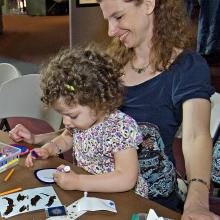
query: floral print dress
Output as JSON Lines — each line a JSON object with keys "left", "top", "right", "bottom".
{"left": 71, "top": 110, "right": 176, "bottom": 199}
{"left": 72, "top": 110, "right": 142, "bottom": 173}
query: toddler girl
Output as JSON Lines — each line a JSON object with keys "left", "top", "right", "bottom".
{"left": 25, "top": 46, "right": 144, "bottom": 193}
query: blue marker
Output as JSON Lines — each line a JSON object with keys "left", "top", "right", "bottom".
{"left": 31, "top": 150, "right": 39, "bottom": 158}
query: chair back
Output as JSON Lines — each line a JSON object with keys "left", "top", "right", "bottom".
{"left": 0, "top": 74, "right": 62, "bottom": 131}
{"left": 0, "top": 63, "right": 21, "bottom": 85}
{"left": 210, "top": 92, "right": 220, "bottom": 145}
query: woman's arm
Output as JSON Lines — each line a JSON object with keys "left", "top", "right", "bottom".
{"left": 54, "top": 148, "right": 139, "bottom": 192}
{"left": 181, "top": 98, "right": 213, "bottom": 216}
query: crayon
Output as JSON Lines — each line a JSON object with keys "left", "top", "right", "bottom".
{"left": 0, "top": 187, "right": 22, "bottom": 196}
{"left": 4, "top": 168, "right": 15, "bottom": 182}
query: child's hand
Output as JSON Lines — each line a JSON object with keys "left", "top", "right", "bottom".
{"left": 25, "top": 148, "right": 50, "bottom": 167}
{"left": 53, "top": 165, "right": 78, "bottom": 190}
{"left": 9, "top": 124, "right": 35, "bottom": 144}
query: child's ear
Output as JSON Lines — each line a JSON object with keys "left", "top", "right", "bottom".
{"left": 143, "top": 0, "right": 155, "bottom": 15}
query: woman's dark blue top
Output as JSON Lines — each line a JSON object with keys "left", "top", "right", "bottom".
{"left": 120, "top": 50, "right": 215, "bottom": 163}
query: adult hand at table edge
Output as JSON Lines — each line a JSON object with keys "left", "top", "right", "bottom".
{"left": 181, "top": 207, "right": 220, "bottom": 220}
{"left": 182, "top": 193, "right": 220, "bottom": 220}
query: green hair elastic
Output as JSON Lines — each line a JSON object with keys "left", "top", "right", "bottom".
{"left": 64, "top": 84, "right": 75, "bottom": 92}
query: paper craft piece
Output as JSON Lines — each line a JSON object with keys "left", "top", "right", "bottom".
{"left": 34, "top": 168, "right": 57, "bottom": 184}
{"left": 147, "top": 209, "right": 160, "bottom": 220}
{"left": 46, "top": 205, "right": 67, "bottom": 217}
{"left": 77, "top": 197, "right": 117, "bottom": 213}
{"left": 46, "top": 197, "right": 87, "bottom": 220}
{"left": 46, "top": 194, "right": 116, "bottom": 220}
{"left": 0, "top": 186, "right": 62, "bottom": 218}
{"left": 146, "top": 209, "right": 173, "bottom": 220}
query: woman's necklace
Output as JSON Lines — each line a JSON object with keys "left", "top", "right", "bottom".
{"left": 130, "top": 60, "right": 149, "bottom": 74}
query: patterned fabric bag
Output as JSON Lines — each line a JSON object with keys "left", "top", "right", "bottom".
{"left": 135, "top": 122, "right": 176, "bottom": 198}
{"left": 212, "top": 139, "right": 220, "bottom": 184}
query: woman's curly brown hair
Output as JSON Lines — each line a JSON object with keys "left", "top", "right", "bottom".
{"left": 40, "top": 45, "right": 124, "bottom": 114}
{"left": 97, "top": 0, "right": 191, "bottom": 72}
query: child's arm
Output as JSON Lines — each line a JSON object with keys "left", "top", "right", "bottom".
{"left": 53, "top": 148, "right": 139, "bottom": 192}
{"left": 33, "top": 129, "right": 65, "bottom": 145}
{"left": 9, "top": 124, "right": 65, "bottom": 145}
{"left": 41, "top": 129, "right": 73, "bottom": 156}
{"left": 25, "top": 129, "right": 73, "bottom": 167}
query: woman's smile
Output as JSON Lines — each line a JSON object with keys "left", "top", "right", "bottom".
{"left": 119, "top": 31, "right": 129, "bottom": 44}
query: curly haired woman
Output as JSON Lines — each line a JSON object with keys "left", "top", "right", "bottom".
{"left": 97, "top": 0, "right": 218, "bottom": 219}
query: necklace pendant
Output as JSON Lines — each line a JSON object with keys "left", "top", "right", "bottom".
{"left": 130, "top": 60, "right": 149, "bottom": 74}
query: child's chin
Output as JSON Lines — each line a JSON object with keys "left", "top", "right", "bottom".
{"left": 77, "top": 126, "right": 87, "bottom": 130}
{"left": 67, "top": 127, "right": 87, "bottom": 132}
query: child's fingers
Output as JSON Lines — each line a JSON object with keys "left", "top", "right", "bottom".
{"left": 40, "top": 148, "right": 50, "bottom": 156}
{"left": 31, "top": 148, "right": 46, "bottom": 159}
{"left": 25, "top": 160, "right": 33, "bottom": 167}
{"left": 25, "top": 154, "right": 34, "bottom": 167}
{"left": 56, "top": 164, "right": 65, "bottom": 171}
{"left": 9, "top": 132, "right": 22, "bottom": 142}
{"left": 53, "top": 171, "right": 62, "bottom": 183}
{"left": 57, "top": 164, "right": 65, "bottom": 168}
{"left": 25, "top": 151, "right": 39, "bottom": 167}
{"left": 53, "top": 172, "right": 59, "bottom": 178}
{"left": 18, "top": 130, "right": 29, "bottom": 139}
{"left": 13, "top": 137, "right": 23, "bottom": 142}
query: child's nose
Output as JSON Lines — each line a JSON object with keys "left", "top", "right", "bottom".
{"left": 63, "top": 115, "right": 73, "bottom": 127}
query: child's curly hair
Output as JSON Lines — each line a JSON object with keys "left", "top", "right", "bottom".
{"left": 40, "top": 45, "right": 124, "bottom": 114}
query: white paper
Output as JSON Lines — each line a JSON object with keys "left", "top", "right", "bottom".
{"left": 147, "top": 209, "right": 160, "bottom": 220}
{"left": 146, "top": 209, "right": 174, "bottom": 220}
{"left": 0, "top": 186, "right": 62, "bottom": 218}
{"left": 46, "top": 194, "right": 117, "bottom": 220}
{"left": 77, "top": 197, "right": 117, "bottom": 213}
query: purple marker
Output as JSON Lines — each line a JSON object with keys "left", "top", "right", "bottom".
{"left": 31, "top": 150, "right": 39, "bottom": 158}
{"left": 57, "top": 165, "right": 70, "bottom": 173}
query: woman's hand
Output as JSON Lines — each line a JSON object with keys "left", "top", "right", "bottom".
{"left": 182, "top": 185, "right": 220, "bottom": 220}
{"left": 53, "top": 164, "right": 79, "bottom": 190}
{"left": 182, "top": 205, "right": 220, "bottom": 220}
{"left": 9, "top": 124, "right": 35, "bottom": 144}
{"left": 25, "top": 148, "right": 50, "bottom": 167}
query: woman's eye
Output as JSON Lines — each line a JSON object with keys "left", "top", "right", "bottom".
{"left": 70, "top": 115, "right": 78, "bottom": 119}
{"left": 116, "top": 15, "right": 123, "bottom": 20}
